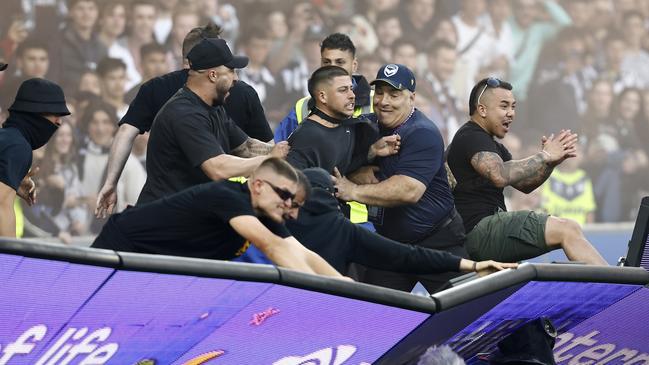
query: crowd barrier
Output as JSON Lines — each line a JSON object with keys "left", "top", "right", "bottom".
{"left": 1, "top": 238, "right": 648, "bottom": 364}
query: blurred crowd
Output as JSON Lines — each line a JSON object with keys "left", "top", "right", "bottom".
{"left": 0, "top": 0, "right": 648, "bottom": 242}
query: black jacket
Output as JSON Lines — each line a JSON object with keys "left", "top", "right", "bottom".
{"left": 286, "top": 188, "right": 462, "bottom": 274}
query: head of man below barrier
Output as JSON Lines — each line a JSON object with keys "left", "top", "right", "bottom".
{"left": 480, "top": 317, "right": 558, "bottom": 365}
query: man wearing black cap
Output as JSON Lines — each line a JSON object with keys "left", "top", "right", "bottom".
{"left": 135, "top": 38, "right": 289, "bottom": 205}
{"left": 0, "top": 78, "right": 70, "bottom": 237}
{"left": 95, "top": 24, "right": 274, "bottom": 217}
{"left": 333, "top": 64, "right": 469, "bottom": 293}
{"left": 285, "top": 168, "right": 516, "bottom": 281}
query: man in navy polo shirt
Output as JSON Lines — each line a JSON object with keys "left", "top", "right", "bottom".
{"left": 333, "top": 64, "right": 468, "bottom": 293}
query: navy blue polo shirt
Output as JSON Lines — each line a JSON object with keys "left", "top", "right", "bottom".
{"left": 371, "top": 109, "right": 454, "bottom": 243}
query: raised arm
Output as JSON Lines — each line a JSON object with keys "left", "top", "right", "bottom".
{"left": 470, "top": 130, "right": 577, "bottom": 193}
{"left": 229, "top": 215, "right": 345, "bottom": 278}
{"left": 95, "top": 123, "right": 140, "bottom": 218}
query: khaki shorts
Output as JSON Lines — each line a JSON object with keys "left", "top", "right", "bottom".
{"left": 466, "top": 210, "right": 550, "bottom": 262}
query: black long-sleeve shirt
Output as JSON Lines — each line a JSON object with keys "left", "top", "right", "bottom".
{"left": 285, "top": 189, "right": 462, "bottom": 274}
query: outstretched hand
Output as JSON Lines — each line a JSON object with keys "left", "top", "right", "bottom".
{"left": 370, "top": 134, "right": 401, "bottom": 160}
{"left": 541, "top": 129, "right": 578, "bottom": 166}
{"left": 270, "top": 141, "right": 290, "bottom": 159}
{"left": 474, "top": 260, "right": 518, "bottom": 277}
{"left": 17, "top": 167, "right": 39, "bottom": 206}
{"left": 95, "top": 184, "right": 117, "bottom": 219}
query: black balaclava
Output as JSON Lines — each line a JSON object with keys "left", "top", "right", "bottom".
{"left": 3, "top": 111, "right": 58, "bottom": 150}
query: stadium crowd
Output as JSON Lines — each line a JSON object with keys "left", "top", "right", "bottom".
{"left": 0, "top": 0, "right": 647, "bottom": 247}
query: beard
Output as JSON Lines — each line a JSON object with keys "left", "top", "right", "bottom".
{"left": 212, "top": 80, "right": 234, "bottom": 105}
{"left": 212, "top": 93, "right": 227, "bottom": 106}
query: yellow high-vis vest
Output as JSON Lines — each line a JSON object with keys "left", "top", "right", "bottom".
{"left": 14, "top": 199, "right": 23, "bottom": 237}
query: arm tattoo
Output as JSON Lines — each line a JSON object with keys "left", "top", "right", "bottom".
{"left": 514, "top": 156, "right": 553, "bottom": 192}
{"left": 231, "top": 138, "right": 273, "bottom": 158}
{"left": 471, "top": 151, "right": 553, "bottom": 192}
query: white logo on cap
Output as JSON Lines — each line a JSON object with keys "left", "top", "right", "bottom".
{"left": 384, "top": 64, "right": 399, "bottom": 77}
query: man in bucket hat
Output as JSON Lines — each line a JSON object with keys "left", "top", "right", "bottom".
{"left": 0, "top": 78, "right": 70, "bottom": 237}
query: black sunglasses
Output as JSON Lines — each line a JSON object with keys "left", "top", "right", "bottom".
{"left": 261, "top": 180, "right": 296, "bottom": 202}
{"left": 477, "top": 77, "right": 502, "bottom": 105}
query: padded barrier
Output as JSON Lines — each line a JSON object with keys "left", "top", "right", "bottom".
{"left": 0, "top": 238, "right": 437, "bottom": 313}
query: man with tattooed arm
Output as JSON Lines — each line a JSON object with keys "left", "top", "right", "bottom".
{"left": 446, "top": 77, "right": 607, "bottom": 265}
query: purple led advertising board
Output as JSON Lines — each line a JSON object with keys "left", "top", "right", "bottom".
{"left": 0, "top": 253, "right": 430, "bottom": 364}
{"left": 444, "top": 281, "right": 649, "bottom": 363}
{"left": 552, "top": 288, "right": 649, "bottom": 364}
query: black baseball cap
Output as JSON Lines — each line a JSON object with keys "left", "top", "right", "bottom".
{"left": 370, "top": 63, "right": 416, "bottom": 92}
{"left": 187, "top": 38, "right": 248, "bottom": 71}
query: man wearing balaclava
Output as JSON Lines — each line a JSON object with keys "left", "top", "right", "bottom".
{"left": 0, "top": 78, "right": 70, "bottom": 237}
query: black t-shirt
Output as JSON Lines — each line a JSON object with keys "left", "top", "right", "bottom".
{"left": 94, "top": 181, "right": 290, "bottom": 259}
{"left": 228, "top": 77, "right": 276, "bottom": 141}
{"left": 137, "top": 87, "right": 248, "bottom": 204}
{"left": 286, "top": 118, "right": 377, "bottom": 175}
{"left": 286, "top": 119, "right": 355, "bottom": 173}
{"left": 0, "top": 128, "right": 32, "bottom": 191}
{"left": 447, "top": 121, "right": 512, "bottom": 232}
{"left": 119, "top": 69, "right": 273, "bottom": 141}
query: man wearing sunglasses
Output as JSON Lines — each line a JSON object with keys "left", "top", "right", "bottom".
{"left": 91, "top": 158, "right": 345, "bottom": 278}
{"left": 446, "top": 77, "right": 607, "bottom": 265}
